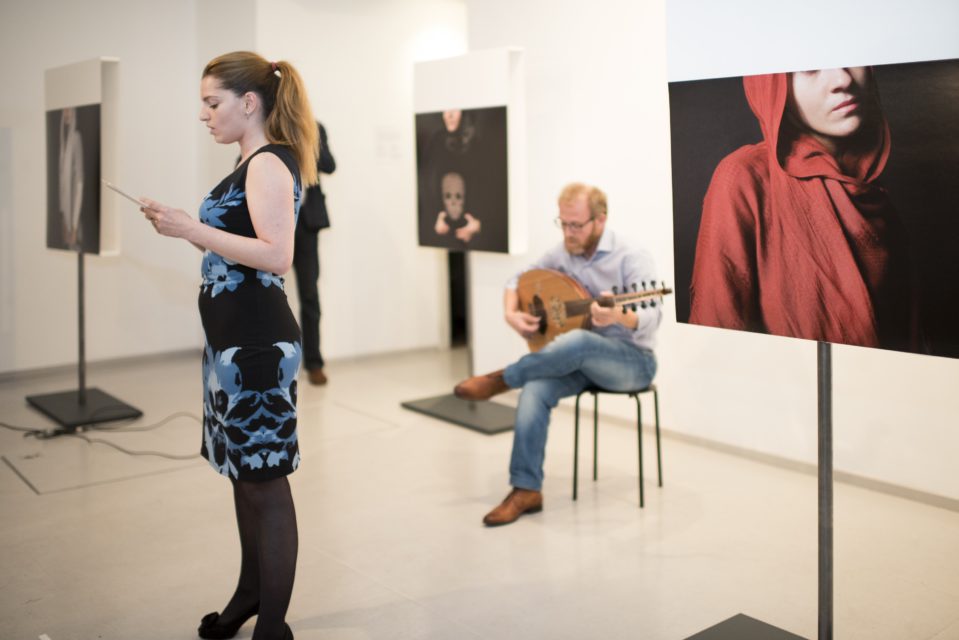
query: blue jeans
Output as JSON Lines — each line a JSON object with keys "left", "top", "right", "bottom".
{"left": 502, "top": 329, "right": 657, "bottom": 491}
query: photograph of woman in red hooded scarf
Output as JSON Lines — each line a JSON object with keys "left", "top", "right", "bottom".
{"left": 670, "top": 60, "right": 959, "bottom": 358}
{"left": 689, "top": 67, "right": 921, "bottom": 350}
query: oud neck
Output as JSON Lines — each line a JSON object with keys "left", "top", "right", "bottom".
{"left": 565, "top": 287, "right": 672, "bottom": 316}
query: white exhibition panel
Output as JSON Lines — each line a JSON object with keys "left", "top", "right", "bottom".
{"left": 0, "top": 128, "right": 12, "bottom": 341}
{"left": 664, "top": 0, "right": 959, "bottom": 501}
{"left": 44, "top": 59, "right": 103, "bottom": 111}
{"left": 414, "top": 47, "right": 527, "bottom": 255}
{"left": 44, "top": 57, "right": 121, "bottom": 256}
{"left": 416, "top": 49, "right": 510, "bottom": 111}
{"left": 100, "top": 59, "right": 120, "bottom": 255}
{"left": 666, "top": 0, "right": 959, "bottom": 81}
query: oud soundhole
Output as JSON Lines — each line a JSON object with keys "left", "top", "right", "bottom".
{"left": 530, "top": 295, "right": 547, "bottom": 335}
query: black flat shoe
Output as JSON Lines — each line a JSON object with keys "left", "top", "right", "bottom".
{"left": 197, "top": 603, "right": 259, "bottom": 639}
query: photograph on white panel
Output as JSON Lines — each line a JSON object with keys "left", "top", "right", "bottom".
{"left": 669, "top": 58, "right": 959, "bottom": 359}
{"left": 415, "top": 106, "right": 509, "bottom": 253}
{"left": 45, "top": 103, "right": 101, "bottom": 253}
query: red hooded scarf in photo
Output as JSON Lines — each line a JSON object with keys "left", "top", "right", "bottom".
{"left": 689, "top": 71, "right": 919, "bottom": 350}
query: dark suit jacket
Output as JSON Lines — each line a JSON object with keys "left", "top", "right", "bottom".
{"left": 299, "top": 122, "right": 336, "bottom": 232}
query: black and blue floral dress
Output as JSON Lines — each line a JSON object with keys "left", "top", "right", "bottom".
{"left": 198, "top": 144, "right": 303, "bottom": 481}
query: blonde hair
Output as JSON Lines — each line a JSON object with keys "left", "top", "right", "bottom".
{"left": 203, "top": 51, "right": 319, "bottom": 186}
{"left": 558, "top": 182, "right": 607, "bottom": 218}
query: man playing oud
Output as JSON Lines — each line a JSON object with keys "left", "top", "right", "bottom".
{"left": 454, "top": 182, "right": 662, "bottom": 526}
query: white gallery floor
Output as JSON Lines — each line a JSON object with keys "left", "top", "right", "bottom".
{"left": 2, "top": 348, "right": 958, "bottom": 640}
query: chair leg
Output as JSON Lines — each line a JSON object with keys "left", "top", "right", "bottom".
{"left": 573, "top": 392, "right": 582, "bottom": 501}
{"left": 592, "top": 392, "right": 599, "bottom": 482}
{"left": 654, "top": 388, "right": 663, "bottom": 488}
{"left": 635, "top": 394, "right": 644, "bottom": 508}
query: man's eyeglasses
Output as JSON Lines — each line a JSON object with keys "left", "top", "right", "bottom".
{"left": 554, "top": 217, "right": 595, "bottom": 232}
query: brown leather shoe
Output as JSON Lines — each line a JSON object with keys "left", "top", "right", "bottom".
{"left": 307, "top": 368, "right": 328, "bottom": 385}
{"left": 482, "top": 488, "right": 543, "bottom": 526}
{"left": 454, "top": 369, "right": 509, "bottom": 401}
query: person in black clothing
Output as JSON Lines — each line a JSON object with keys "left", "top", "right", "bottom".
{"left": 293, "top": 122, "right": 335, "bottom": 385}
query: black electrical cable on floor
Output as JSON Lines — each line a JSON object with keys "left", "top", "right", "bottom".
{"left": 89, "top": 411, "right": 202, "bottom": 433}
{"left": 0, "top": 412, "right": 202, "bottom": 461}
{"left": 0, "top": 421, "right": 37, "bottom": 433}
{"left": 58, "top": 431, "right": 200, "bottom": 461}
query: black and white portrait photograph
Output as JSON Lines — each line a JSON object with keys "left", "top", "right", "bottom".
{"left": 46, "top": 102, "right": 101, "bottom": 253}
{"left": 415, "top": 105, "right": 508, "bottom": 253}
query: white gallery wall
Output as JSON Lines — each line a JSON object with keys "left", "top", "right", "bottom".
{"left": 254, "top": 0, "right": 467, "bottom": 360}
{"left": 1, "top": 0, "right": 956, "bottom": 503}
{"left": 466, "top": 0, "right": 959, "bottom": 502}
{"left": 0, "top": 0, "right": 463, "bottom": 376}
{"left": 0, "top": 0, "right": 206, "bottom": 374}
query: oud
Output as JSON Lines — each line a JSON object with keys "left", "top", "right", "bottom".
{"left": 517, "top": 268, "right": 672, "bottom": 352}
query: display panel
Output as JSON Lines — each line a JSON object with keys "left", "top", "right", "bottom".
{"left": 669, "top": 58, "right": 959, "bottom": 358}
{"left": 44, "top": 57, "right": 119, "bottom": 256}
{"left": 45, "top": 103, "right": 101, "bottom": 253}
{"left": 415, "top": 106, "right": 508, "bottom": 253}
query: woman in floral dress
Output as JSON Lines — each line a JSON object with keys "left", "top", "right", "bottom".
{"left": 139, "top": 51, "right": 318, "bottom": 640}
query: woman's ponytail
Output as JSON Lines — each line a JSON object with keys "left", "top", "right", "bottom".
{"left": 267, "top": 60, "right": 319, "bottom": 187}
{"left": 203, "top": 52, "right": 319, "bottom": 187}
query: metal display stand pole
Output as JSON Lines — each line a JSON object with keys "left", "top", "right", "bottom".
{"left": 401, "top": 250, "right": 514, "bottom": 435}
{"left": 817, "top": 341, "right": 833, "bottom": 640}
{"left": 78, "top": 248, "right": 86, "bottom": 401}
{"left": 685, "top": 342, "right": 834, "bottom": 640}
{"left": 26, "top": 248, "right": 142, "bottom": 432}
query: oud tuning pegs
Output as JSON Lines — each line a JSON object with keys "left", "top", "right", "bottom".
{"left": 631, "top": 303, "right": 638, "bottom": 311}
{"left": 650, "top": 280, "right": 657, "bottom": 289}
{"left": 640, "top": 301, "right": 648, "bottom": 309}
{"left": 650, "top": 300, "right": 657, "bottom": 307}
{"left": 612, "top": 285, "right": 619, "bottom": 295}
{"left": 622, "top": 305, "right": 628, "bottom": 313}
{"left": 641, "top": 281, "right": 647, "bottom": 289}
{"left": 631, "top": 283, "right": 638, "bottom": 292}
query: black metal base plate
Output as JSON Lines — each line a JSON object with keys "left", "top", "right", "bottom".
{"left": 685, "top": 614, "right": 806, "bottom": 640}
{"left": 26, "top": 387, "right": 143, "bottom": 430}
{"left": 401, "top": 393, "right": 514, "bottom": 435}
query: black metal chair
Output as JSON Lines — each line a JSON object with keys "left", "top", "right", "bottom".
{"left": 572, "top": 384, "right": 662, "bottom": 507}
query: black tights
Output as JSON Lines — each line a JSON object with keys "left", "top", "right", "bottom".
{"left": 218, "top": 476, "right": 298, "bottom": 640}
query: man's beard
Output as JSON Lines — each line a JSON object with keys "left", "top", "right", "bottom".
{"left": 565, "top": 230, "right": 600, "bottom": 256}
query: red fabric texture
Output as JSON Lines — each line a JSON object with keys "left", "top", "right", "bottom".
{"left": 689, "top": 72, "right": 917, "bottom": 349}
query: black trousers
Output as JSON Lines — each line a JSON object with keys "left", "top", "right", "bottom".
{"left": 293, "top": 224, "right": 323, "bottom": 370}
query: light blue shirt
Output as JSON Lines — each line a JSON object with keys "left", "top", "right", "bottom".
{"left": 506, "top": 228, "right": 662, "bottom": 351}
